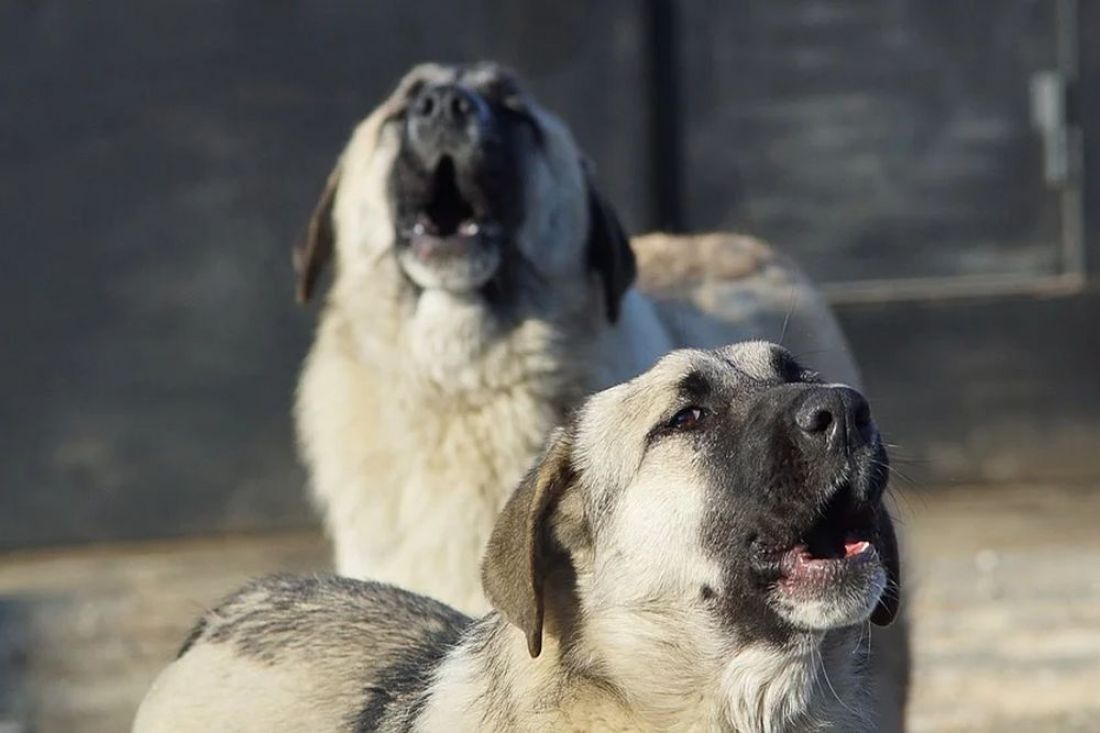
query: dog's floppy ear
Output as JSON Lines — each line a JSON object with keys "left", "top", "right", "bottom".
{"left": 294, "top": 164, "right": 342, "bottom": 304}
{"left": 871, "top": 509, "right": 901, "bottom": 626}
{"left": 482, "top": 428, "right": 575, "bottom": 658}
{"left": 583, "top": 163, "right": 636, "bottom": 323}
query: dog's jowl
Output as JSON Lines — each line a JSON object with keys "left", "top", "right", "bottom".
{"left": 136, "top": 343, "right": 900, "bottom": 733}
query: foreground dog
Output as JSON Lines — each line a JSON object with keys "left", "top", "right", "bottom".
{"left": 136, "top": 343, "right": 901, "bottom": 732}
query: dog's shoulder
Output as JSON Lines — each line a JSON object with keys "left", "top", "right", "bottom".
{"left": 183, "top": 574, "right": 472, "bottom": 664}
{"left": 632, "top": 231, "right": 799, "bottom": 296}
{"left": 138, "top": 576, "right": 473, "bottom": 733}
{"left": 630, "top": 232, "right": 861, "bottom": 386}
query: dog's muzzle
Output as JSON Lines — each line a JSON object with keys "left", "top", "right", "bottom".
{"left": 394, "top": 83, "right": 509, "bottom": 293}
{"left": 746, "top": 385, "right": 897, "bottom": 630}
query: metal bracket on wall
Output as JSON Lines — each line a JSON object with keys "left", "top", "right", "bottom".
{"left": 826, "top": 0, "right": 1087, "bottom": 307}
{"left": 1031, "top": 70, "right": 1076, "bottom": 188}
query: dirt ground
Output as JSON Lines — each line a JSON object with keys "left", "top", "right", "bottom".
{"left": 1, "top": 483, "right": 1098, "bottom": 732}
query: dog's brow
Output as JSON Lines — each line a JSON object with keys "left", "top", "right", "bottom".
{"left": 769, "top": 348, "right": 804, "bottom": 383}
{"left": 677, "top": 370, "right": 711, "bottom": 403}
{"left": 716, "top": 354, "right": 748, "bottom": 379}
{"left": 717, "top": 352, "right": 776, "bottom": 385}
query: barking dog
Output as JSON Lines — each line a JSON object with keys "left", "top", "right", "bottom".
{"left": 136, "top": 343, "right": 901, "bottom": 733}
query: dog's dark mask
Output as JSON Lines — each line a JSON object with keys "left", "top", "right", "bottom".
{"left": 688, "top": 352, "right": 899, "bottom": 643}
{"left": 631, "top": 347, "right": 900, "bottom": 644}
{"left": 386, "top": 68, "right": 529, "bottom": 299}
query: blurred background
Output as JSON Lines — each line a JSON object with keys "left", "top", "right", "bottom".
{"left": 1, "top": 1, "right": 1097, "bottom": 731}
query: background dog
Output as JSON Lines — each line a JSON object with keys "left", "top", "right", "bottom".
{"left": 136, "top": 343, "right": 900, "bottom": 732}
{"left": 293, "top": 62, "right": 907, "bottom": 727}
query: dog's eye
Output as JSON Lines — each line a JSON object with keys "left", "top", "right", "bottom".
{"left": 668, "top": 406, "right": 705, "bottom": 429}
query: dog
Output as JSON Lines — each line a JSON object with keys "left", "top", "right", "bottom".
{"left": 292, "top": 62, "right": 908, "bottom": 727}
{"left": 135, "top": 343, "right": 901, "bottom": 732}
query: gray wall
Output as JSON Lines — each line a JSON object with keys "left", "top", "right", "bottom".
{"left": 679, "top": 0, "right": 1065, "bottom": 283}
{"left": 2, "top": 1, "right": 1096, "bottom": 548}
{"left": 0, "top": 1, "right": 652, "bottom": 547}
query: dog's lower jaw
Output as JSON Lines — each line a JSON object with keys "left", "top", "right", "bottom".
{"left": 771, "top": 568, "right": 888, "bottom": 633}
{"left": 397, "top": 242, "right": 501, "bottom": 293}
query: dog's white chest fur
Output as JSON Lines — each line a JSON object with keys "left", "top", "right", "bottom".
{"left": 298, "top": 293, "right": 613, "bottom": 611}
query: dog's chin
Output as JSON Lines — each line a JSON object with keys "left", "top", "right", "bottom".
{"left": 756, "top": 479, "right": 890, "bottom": 632}
{"left": 768, "top": 547, "right": 887, "bottom": 631}
{"left": 397, "top": 234, "right": 501, "bottom": 293}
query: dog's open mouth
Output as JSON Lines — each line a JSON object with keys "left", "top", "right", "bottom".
{"left": 395, "top": 155, "right": 504, "bottom": 291}
{"left": 774, "top": 484, "right": 880, "bottom": 592}
{"left": 406, "top": 156, "right": 499, "bottom": 261}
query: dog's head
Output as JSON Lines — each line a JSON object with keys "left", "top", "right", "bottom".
{"left": 295, "top": 62, "right": 634, "bottom": 322}
{"left": 483, "top": 341, "right": 900, "bottom": 664}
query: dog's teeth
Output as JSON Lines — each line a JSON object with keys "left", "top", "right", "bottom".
{"left": 843, "top": 541, "right": 871, "bottom": 557}
{"left": 412, "top": 223, "right": 427, "bottom": 236}
{"left": 460, "top": 221, "right": 479, "bottom": 236}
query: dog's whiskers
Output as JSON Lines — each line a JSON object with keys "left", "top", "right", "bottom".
{"left": 778, "top": 286, "right": 798, "bottom": 348}
{"left": 811, "top": 643, "right": 863, "bottom": 723}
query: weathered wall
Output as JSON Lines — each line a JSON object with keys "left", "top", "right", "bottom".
{"left": 1, "top": 1, "right": 1094, "bottom": 547}
{"left": 0, "top": 1, "right": 650, "bottom": 547}
{"left": 678, "top": 0, "right": 1065, "bottom": 283}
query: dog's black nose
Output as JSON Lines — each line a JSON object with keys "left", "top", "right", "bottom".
{"left": 411, "top": 83, "right": 480, "bottom": 130}
{"left": 795, "top": 386, "right": 873, "bottom": 450}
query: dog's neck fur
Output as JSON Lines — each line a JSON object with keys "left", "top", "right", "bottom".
{"left": 300, "top": 261, "right": 668, "bottom": 606}
{"left": 414, "top": 614, "right": 870, "bottom": 732}
{"left": 327, "top": 257, "right": 610, "bottom": 400}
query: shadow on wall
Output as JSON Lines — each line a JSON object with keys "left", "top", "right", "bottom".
{"left": 0, "top": 601, "right": 31, "bottom": 727}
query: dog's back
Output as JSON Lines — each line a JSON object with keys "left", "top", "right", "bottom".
{"left": 133, "top": 576, "right": 471, "bottom": 733}
{"left": 633, "top": 232, "right": 863, "bottom": 388}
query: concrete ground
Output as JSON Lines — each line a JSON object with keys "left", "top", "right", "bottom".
{"left": 0, "top": 483, "right": 1098, "bottom": 732}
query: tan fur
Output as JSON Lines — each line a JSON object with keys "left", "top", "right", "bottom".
{"left": 294, "top": 64, "right": 907, "bottom": 726}
{"left": 135, "top": 644, "right": 353, "bottom": 733}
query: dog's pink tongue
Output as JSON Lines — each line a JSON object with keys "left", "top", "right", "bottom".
{"left": 844, "top": 540, "right": 870, "bottom": 558}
